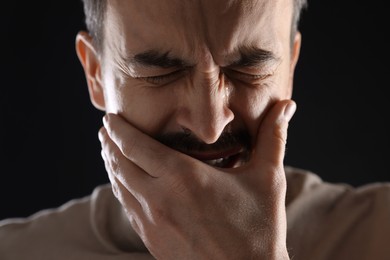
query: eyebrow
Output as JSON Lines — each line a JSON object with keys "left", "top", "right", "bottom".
{"left": 229, "top": 47, "right": 279, "bottom": 68}
{"left": 130, "top": 50, "right": 191, "bottom": 68}
{"left": 126, "top": 47, "right": 278, "bottom": 69}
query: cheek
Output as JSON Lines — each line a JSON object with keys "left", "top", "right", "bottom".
{"left": 103, "top": 77, "right": 176, "bottom": 136}
{"left": 230, "top": 80, "right": 291, "bottom": 141}
{"left": 231, "top": 86, "right": 271, "bottom": 139}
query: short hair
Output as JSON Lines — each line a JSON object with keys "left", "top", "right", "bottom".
{"left": 292, "top": 0, "right": 308, "bottom": 38}
{"left": 81, "top": 0, "right": 107, "bottom": 51}
{"left": 81, "top": 0, "right": 308, "bottom": 52}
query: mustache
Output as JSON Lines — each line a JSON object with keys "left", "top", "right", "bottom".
{"left": 155, "top": 129, "right": 251, "bottom": 154}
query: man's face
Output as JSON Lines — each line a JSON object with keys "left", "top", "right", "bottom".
{"left": 83, "top": 0, "right": 301, "bottom": 168}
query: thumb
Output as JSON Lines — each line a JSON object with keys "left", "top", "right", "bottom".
{"left": 252, "top": 99, "right": 296, "bottom": 168}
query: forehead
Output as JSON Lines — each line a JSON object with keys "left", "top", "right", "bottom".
{"left": 104, "top": 0, "right": 292, "bottom": 62}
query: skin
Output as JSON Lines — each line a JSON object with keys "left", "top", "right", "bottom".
{"left": 76, "top": 0, "right": 301, "bottom": 258}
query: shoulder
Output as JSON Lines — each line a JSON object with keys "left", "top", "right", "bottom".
{"left": 285, "top": 165, "right": 390, "bottom": 260}
{"left": 285, "top": 165, "right": 390, "bottom": 210}
{"left": 0, "top": 183, "right": 116, "bottom": 259}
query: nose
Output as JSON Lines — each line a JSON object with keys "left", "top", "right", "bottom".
{"left": 176, "top": 70, "right": 234, "bottom": 144}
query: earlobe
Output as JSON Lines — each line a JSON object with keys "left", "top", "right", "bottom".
{"left": 288, "top": 32, "right": 302, "bottom": 97}
{"left": 291, "top": 32, "right": 302, "bottom": 69}
{"left": 75, "top": 31, "right": 106, "bottom": 111}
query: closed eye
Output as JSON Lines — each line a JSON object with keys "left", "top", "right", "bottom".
{"left": 135, "top": 69, "right": 188, "bottom": 85}
{"left": 223, "top": 68, "right": 272, "bottom": 83}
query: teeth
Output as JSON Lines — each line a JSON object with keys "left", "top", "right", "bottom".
{"left": 203, "top": 157, "right": 227, "bottom": 167}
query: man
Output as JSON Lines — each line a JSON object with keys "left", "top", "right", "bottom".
{"left": 1, "top": 0, "right": 389, "bottom": 259}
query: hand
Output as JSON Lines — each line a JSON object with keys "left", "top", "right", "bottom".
{"left": 98, "top": 100, "right": 296, "bottom": 260}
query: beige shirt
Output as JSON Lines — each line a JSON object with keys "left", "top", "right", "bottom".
{"left": 1, "top": 166, "right": 389, "bottom": 260}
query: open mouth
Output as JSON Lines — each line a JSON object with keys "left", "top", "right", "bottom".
{"left": 202, "top": 153, "right": 242, "bottom": 168}
{"left": 186, "top": 147, "right": 248, "bottom": 168}
{"left": 155, "top": 129, "right": 252, "bottom": 169}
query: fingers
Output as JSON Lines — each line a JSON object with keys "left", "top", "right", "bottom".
{"left": 253, "top": 99, "right": 296, "bottom": 168}
{"left": 102, "top": 113, "right": 191, "bottom": 178}
{"left": 107, "top": 169, "right": 144, "bottom": 236}
{"left": 99, "top": 127, "right": 149, "bottom": 210}
{"left": 247, "top": 100, "right": 295, "bottom": 231}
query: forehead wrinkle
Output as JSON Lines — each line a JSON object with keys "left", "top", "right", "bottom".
{"left": 106, "top": 0, "right": 204, "bottom": 64}
{"left": 199, "top": 0, "right": 285, "bottom": 61}
{"left": 104, "top": 0, "right": 291, "bottom": 75}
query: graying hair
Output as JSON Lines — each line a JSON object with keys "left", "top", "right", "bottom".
{"left": 81, "top": 0, "right": 308, "bottom": 51}
{"left": 81, "top": 0, "right": 107, "bottom": 50}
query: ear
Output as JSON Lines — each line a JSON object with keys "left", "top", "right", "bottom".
{"left": 75, "top": 31, "right": 106, "bottom": 111}
{"left": 287, "top": 32, "right": 302, "bottom": 98}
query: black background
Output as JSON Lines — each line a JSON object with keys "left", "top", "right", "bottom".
{"left": 1, "top": 1, "right": 389, "bottom": 220}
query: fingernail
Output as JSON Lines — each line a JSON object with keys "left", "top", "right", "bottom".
{"left": 284, "top": 102, "right": 297, "bottom": 122}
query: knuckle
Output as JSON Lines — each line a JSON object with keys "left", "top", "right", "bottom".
{"left": 107, "top": 149, "right": 121, "bottom": 174}
{"left": 169, "top": 177, "right": 189, "bottom": 197}
{"left": 272, "top": 121, "right": 287, "bottom": 146}
{"left": 110, "top": 157, "right": 120, "bottom": 174}
{"left": 102, "top": 141, "right": 125, "bottom": 175}
{"left": 151, "top": 206, "right": 168, "bottom": 224}
{"left": 146, "top": 198, "right": 172, "bottom": 226}
{"left": 111, "top": 182, "right": 119, "bottom": 198}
